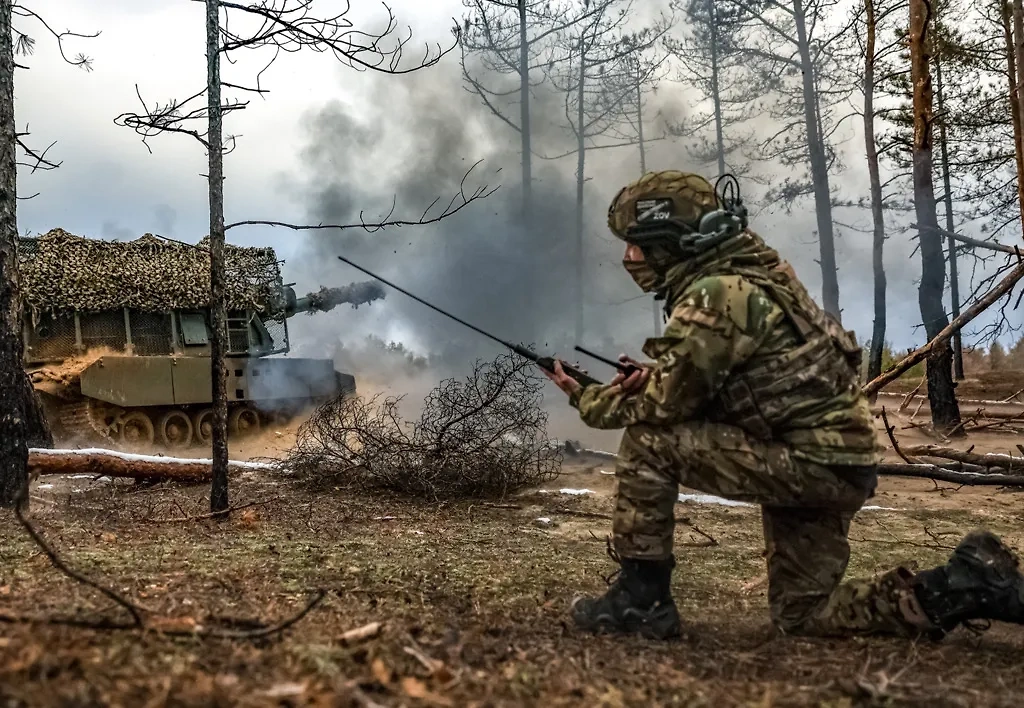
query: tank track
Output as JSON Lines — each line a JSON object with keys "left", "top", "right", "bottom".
{"left": 56, "top": 399, "right": 118, "bottom": 445}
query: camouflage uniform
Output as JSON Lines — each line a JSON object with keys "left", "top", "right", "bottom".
{"left": 568, "top": 171, "right": 935, "bottom": 637}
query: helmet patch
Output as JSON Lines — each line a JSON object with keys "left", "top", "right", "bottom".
{"left": 635, "top": 198, "right": 674, "bottom": 222}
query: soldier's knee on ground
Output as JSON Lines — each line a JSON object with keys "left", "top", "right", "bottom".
{"left": 779, "top": 567, "right": 937, "bottom": 638}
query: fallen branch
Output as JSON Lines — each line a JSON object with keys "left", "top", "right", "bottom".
{"left": 871, "top": 403, "right": 1024, "bottom": 422}
{"left": 850, "top": 519, "right": 957, "bottom": 551}
{"left": 876, "top": 464, "right": 1024, "bottom": 486}
{"left": 561, "top": 431, "right": 1024, "bottom": 488}
{"left": 1003, "top": 388, "right": 1024, "bottom": 403}
{"left": 875, "top": 391, "right": 1024, "bottom": 409}
{"left": 901, "top": 445, "right": 1024, "bottom": 471}
{"left": 340, "top": 621, "right": 383, "bottom": 645}
{"left": 898, "top": 383, "right": 923, "bottom": 412}
{"left": 864, "top": 259, "right": 1024, "bottom": 396}
{"left": 140, "top": 498, "right": 276, "bottom": 523}
{"left": 14, "top": 496, "right": 142, "bottom": 627}
{"left": 880, "top": 409, "right": 922, "bottom": 465}
{"left": 5, "top": 487, "right": 324, "bottom": 638}
{"left": 551, "top": 507, "right": 718, "bottom": 546}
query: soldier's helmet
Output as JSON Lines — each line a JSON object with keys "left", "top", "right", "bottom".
{"left": 607, "top": 170, "right": 722, "bottom": 242}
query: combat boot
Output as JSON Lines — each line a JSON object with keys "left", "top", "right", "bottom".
{"left": 912, "top": 530, "right": 1024, "bottom": 633}
{"left": 571, "top": 545, "right": 681, "bottom": 640}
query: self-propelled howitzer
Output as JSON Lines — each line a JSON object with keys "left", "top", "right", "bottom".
{"left": 20, "top": 229, "right": 384, "bottom": 449}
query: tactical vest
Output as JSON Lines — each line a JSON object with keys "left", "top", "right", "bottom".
{"left": 701, "top": 262, "right": 865, "bottom": 441}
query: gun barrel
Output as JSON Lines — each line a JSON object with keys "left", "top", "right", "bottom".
{"left": 335, "top": 255, "right": 605, "bottom": 387}
{"left": 288, "top": 281, "right": 386, "bottom": 315}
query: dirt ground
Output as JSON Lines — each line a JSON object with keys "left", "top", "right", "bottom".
{"left": 3, "top": 406, "right": 1024, "bottom": 706}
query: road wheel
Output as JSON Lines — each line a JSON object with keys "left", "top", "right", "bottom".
{"left": 229, "top": 406, "right": 261, "bottom": 438}
{"left": 157, "top": 410, "right": 194, "bottom": 450}
{"left": 191, "top": 408, "right": 214, "bottom": 446}
{"left": 119, "top": 411, "right": 155, "bottom": 446}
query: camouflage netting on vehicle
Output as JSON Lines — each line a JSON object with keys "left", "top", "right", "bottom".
{"left": 18, "top": 228, "right": 283, "bottom": 315}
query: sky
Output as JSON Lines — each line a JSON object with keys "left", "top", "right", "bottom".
{"left": 12, "top": 0, "right": 1020, "bottom": 415}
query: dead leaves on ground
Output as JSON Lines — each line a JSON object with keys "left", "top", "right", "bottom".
{"left": 331, "top": 620, "right": 459, "bottom": 706}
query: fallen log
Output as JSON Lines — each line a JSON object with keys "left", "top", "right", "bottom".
{"left": 875, "top": 391, "right": 1024, "bottom": 410}
{"left": 28, "top": 448, "right": 275, "bottom": 482}
{"left": 864, "top": 259, "right": 1024, "bottom": 396}
{"left": 563, "top": 443, "right": 1024, "bottom": 486}
{"left": 901, "top": 444, "right": 1024, "bottom": 471}
{"left": 871, "top": 403, "right": 1024, "bottom": 421}
{"left": 876, "top": 463, "right": 1024, "bottom": 486}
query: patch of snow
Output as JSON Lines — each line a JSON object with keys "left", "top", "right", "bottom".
{"left": 599, "top": 469, "right": 615, "bottom": 475}
{"left": 373, "top": 516, "right": 397, "bottom": 521}
{"left": 535, "top": 517, "right": 552, "bottom": 524}
{"left": 678, "top": 493, "right": 752, "bottom": 508}
{"left": 36, "top": 484, "right": 53, "bottom": 489}
{"left": 559, "top": 488, "right": 595, "bottom": 495}
{"left": 29, "top": 447, "right": 274, "bottom": 469}
{"left": 861, "top": 505, "right": 900, "bottom": 511}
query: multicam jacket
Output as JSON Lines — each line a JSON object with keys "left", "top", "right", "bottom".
{"left": 569, "top": 231, "right": 879, "bottom": 467}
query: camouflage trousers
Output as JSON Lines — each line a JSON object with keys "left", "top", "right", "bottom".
{"left": 613, "top": 421, "right": 936, "bottom": 637}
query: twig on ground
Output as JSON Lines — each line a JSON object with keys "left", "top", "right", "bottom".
{"left": 340, "top": 621, "right": 383, "bottom": 645}
{"left": 14, "top": 490, "right": 143, "bottom": 627}
{"left": 899, "top": 383, "right": 923, "bottom": 412}
{"left": 881, "top": 408, "right": 922, "bottom": 465}
{"left": 551, "top": 507, "right": 612, "bottom": 520}
{"left": 6, "top": 486, "right": 324, "bottom": 638}
{"left": 141, "top": 497, "right": 277, "bottom": 523}
{"left": 550, "top": 507, "right": 718, "bottom": 546}
{"left": 677, "top": 516, "right": 720, "bottom": 547}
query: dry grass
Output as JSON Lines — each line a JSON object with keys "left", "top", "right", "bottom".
{"left": 2, "top": 467, "right": 1024, "bottom": 707}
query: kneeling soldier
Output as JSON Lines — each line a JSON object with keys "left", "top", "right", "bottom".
{"left": 543, "top": 171, "right": 1024, "bottom": 641}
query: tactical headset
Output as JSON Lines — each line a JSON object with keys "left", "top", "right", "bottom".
{"left": 623, "top": 173, "right": 749, "bottom": 257}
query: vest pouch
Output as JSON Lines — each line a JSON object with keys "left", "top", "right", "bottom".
{"left": 711, "top": 377, "right": 774, "bottom": 440}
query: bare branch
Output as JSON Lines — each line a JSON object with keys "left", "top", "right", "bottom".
{"left": 865, "top": 258, "right": 1024, "bottom": 395}
{"left": 910, "top": 222, "right": 1020, "bottom": 255}
{"left": 226, "top": 160, "right": 498, "bottom": 232}
{"left": 11, "top": 5, "right": 99, "bottom": 70}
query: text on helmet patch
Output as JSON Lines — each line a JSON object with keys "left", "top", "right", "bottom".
{"left": 636, "top": 198, "right": 674, "bottom": 222}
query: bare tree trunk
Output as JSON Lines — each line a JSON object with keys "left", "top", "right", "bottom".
{"left": 0, "top": 0, "right": 28, "bottom": 507}
{"left": 792, "top": 0, "right": 840, "bottom": 319}
{"left": 518, "top": 0, "right": 532, "bottom": 217}
{"left": 934, "top": 56, "right": 963, "bottom": 380}
{"left": 207, "top": 0, "right": 229, "bottom": 516}
{"left": 636, "top": 69, "right": 647, "bottom": 175}
{"left": 634, "top": 66, "right": 662, "bottom": 336}
{"left": 1015, "top": 0, "right": 1024, "bottom": 220}
{"left": 864, "top": 0, "right": 887, "bottom": 389}
{"left": 709, "top": 0, "right": 726, "bottom": 178}
{"left": 574, "top": 35, "right": 585, "bottom": 343}
{"left": 910, "top": 0, "right": 961, "bottom": 434}
{"left": 1001, "top": 0, "right": 1024, "bottom": 226}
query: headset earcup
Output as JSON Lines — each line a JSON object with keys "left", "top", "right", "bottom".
{"left": 698, "top": 210, "right": 732, "bottom": 236}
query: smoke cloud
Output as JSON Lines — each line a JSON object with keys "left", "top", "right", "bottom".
{"left": 277, "top": 59, "right": 673, "bottom": 446}
{"left": 275, "top": 35, "right": 913, "bottom": 446}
